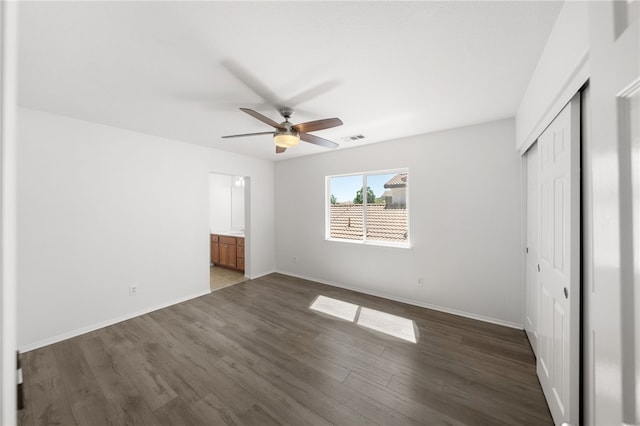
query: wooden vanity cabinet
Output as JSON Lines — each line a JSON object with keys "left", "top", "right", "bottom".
{"left": 210, "top": 234, "right": 244, "bottom": 273}
{"left": 219, "top": 236, "right": 237, "bottom": 269}
{"left": 211, "top": 234, "right": 219, "bottom": 264}
{"left": 237, "top": 238, "right": 245, "bottom": 272}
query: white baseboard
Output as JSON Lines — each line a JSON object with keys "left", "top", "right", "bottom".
{"left": 19, "top": 289, "right": 212, "bottom": 353}
{"left": 246, "top": 269, "right": 276, "bottom": 280}
{"left": 274, "top": 269, "right": 523, "bottom": 330}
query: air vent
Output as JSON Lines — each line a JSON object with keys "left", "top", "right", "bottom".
{"left": 341, "top": 134, "right": 366, "bottom": 142}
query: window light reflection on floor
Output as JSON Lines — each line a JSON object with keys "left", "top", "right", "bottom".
{"left": 309, "top": 295, "right": 418, "bottom": 343}
{"left": 356, "top": 307, "right": 417, "bottom": 343}
{"left": 310, "top": 295, "right": 359, "bottom": 322}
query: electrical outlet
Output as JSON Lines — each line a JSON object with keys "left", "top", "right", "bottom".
{"left": 417, "top": 278, "right": 424, "bottom": 286}
{"left": 293, "top": 256, "right": 298, "bottom": 263}
{"left": 129, "top": 285, "right": 138, "bottom": 296}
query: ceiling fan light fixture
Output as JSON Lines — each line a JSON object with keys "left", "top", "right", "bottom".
{"left": 274, "top": 129, "right": 300, "bottom": 148}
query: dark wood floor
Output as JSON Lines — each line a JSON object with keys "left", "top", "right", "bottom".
{"left": 18, "top": 273, "right": 552, "bottom": 425}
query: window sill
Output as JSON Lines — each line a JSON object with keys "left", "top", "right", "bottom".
{"left": 325, "top": 237, "right": 412, "bottom": 250}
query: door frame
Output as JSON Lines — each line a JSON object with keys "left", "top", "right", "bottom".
{"left": 581, "top": 83, "right": 593, "bottom": 426}
{"left": 587, "top": 1, "right": 639, "bottom": 424}
{"left": 1, "top": 1, "right": 18, "bottom": 424}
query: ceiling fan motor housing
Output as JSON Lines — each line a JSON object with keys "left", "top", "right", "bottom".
{"left": 278, "top": 106, "right": 294, "bottom": 120}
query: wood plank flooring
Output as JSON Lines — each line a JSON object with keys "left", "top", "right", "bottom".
{"left": 18, "top": 273, "right": 552, "bottom": 425}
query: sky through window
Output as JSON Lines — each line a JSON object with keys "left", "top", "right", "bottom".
{"left": 330, "top": 173, "right": 396, "bottom": 203}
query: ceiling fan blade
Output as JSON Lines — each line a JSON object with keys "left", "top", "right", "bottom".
{"left": 276, "top": 146, "right": 287, "bottom": 154}
{"left": 300, "top": 132, "right": 339, "bottom": 149}
{"left": 221, "top": 131, "right": 274, "bottom": 139}
{"left": 293, "top": 117, "right": 343, "bottom": 133}
{"left": 221, "top": 60, "right": 283, "bottom": 107}
{"left": 283, "top": 80, "right": 340, "bottom": 107}
{"left": 240, "top": 108, "right": 284, "bottom": 129}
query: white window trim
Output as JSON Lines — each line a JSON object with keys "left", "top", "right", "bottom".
{"left": 326, "top": 168, "right": 410, "bottom": 248}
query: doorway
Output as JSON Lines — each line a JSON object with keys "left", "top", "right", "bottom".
{"left": 209, "top": 173, "right": 248, "bottom": 290}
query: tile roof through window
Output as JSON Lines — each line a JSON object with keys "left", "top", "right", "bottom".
{"left": 330, "top": 204, "right": 408, "bottom": 242}
{"left": 384, "top": 173, "right": 407, "bottom": 188}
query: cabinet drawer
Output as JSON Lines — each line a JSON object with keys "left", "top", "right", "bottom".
{"left": 237, "top": 237, "right": 244, "bottom": 247}
{"left": 211, "top": 234, "right": 219, "bottom": 242}
{"left": 219, "top": 236, "right": 236, "bottom": 245}
{"left": 237, "top": 245, "right": 244, "bottom": 259}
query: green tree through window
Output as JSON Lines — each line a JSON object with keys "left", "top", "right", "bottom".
{"left": 354, "top": 187, "right": 375, "bottom": 204}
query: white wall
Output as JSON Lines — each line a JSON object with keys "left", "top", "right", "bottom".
{"left": 515, "top": 1, "right": 589, "bottom": 152}
{"left": 17, "top": 108, "right": 275, "bottom": 350}
{"left": 1, "top": 1, "right": 18, "bottom": 424}
{"left": 275, "top": 118, "right": 523, "bottom": 327}
{"left": 209, "top": 173, "right": 232, "bottom": 233}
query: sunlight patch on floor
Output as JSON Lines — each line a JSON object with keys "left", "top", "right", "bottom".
{"left": 357, "top": 307, "right": 417, "bottom": 343}
{"left": 309, "top": 295, "right": 418, "bottom": 343}
{"left": 310, "top": 295, "right": 359, "bottom": 321}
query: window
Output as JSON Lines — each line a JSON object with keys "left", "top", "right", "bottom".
{"left": 327, "top": 169, "right": 409, "bottom": 246}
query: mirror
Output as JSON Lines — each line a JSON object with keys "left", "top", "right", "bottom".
{"left": 209, "top": 173, "right": 246, "bottom": 234}
{"left": 231, "top": 176, "right": 245, "bottom": 230}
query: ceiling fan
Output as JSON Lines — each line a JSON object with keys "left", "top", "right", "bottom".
{"left": 222, "top": 107, "right": 343, "bottom": 154}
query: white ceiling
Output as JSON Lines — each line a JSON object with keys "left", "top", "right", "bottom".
{"left": 17, "top": 1, "right": 563, "bottom": 161}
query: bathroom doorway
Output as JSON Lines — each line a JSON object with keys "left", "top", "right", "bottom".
{"left": 209, "top": 173, "right": 248, "bottom": 290}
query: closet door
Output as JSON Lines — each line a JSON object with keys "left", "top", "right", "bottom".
{"left": 524, "top": 142, "right": 539, "bottom": 355}
{"left": 536, "top": 95, "right": 581, "bottom": 426}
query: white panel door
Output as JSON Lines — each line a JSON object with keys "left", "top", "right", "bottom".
{"left": 525, "top": 142, "right": 539, "bottom": 355}
{"left": 536, "top": 96, "right": 580, "bottom": 425}
{"left": 588, "top": 1, "right": 639, "bottom": 424}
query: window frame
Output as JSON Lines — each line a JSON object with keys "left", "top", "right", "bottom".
{"left": 325, "top": 168, "right": 410, "bottom": 248}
